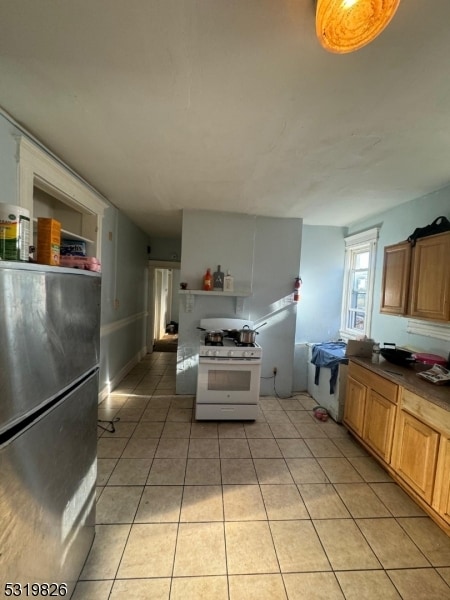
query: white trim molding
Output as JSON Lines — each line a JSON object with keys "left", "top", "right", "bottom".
{"left": 101, "top": 311, "right": 148, "bottom": 337}
{"left": 344, "top": 227, "right": 380, "bottom": 248}
{"left": 406, "top": 319, "right": 450, "bottom": 342}
{"left": 340, "top": 227, "right": 380, "bottom": 339}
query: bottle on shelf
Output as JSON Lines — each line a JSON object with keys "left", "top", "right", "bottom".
{"left": 203, "top": 268, "right": 213, "bottom": 291}
{"left": 223, "top": 270, "right": 234, "bottom": 292}
{"left": 213, "top": 265, "right": 224, "bottom": 290}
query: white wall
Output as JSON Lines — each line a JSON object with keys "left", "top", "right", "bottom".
{"left": 170, "top": 268, "right": 180, "bottom": 324}
{"left": 0, "top": 115, "right": 18, "bottom": 203}
{"left": 177, "top": 210, "right": 302, "bottom": 396}
{"left": 99, "top": 208, "right": 151, "bottom": 397}
{"left": 296, "top": 225, "right": 345, "bottom": 344}
{"left": 292, "top": 225, "right": 346, "bottom": 391}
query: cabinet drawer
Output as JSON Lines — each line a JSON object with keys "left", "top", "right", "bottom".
{"left": 349, "top": 362, "right": 398, "bottom": 403}
{"left": 402, "top": 389, "right": 450, "bottom": 435}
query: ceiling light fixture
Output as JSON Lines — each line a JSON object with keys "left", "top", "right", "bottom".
{"left": 316, "top": 0, "right": 401, "bottom": 54}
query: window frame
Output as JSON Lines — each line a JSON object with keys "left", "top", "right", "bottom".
{"left": 340, "top": 227, "right": 379, "bottom": 340}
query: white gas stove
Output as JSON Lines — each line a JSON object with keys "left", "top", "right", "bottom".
{"left": 196, "top": 318, "right": 263, "bottom": 420}
{"left": 199, "top": 336, "right": 262, "bottom": 361}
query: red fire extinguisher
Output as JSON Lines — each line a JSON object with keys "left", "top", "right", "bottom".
{"left": 293, "top": 277, "right": 302, "bottom": 302}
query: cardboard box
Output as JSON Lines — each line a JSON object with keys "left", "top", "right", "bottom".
{"left": 37, "top": 218, "right": 61, "bottom": 266}
{"left": 60, "top": 239, "right": 87, "bottom": 256}
{"left": 345, "top": 339, "right": 373, "bottom": 358}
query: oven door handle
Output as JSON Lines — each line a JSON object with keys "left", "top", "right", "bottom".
{"left": 199, "top": 358, "right": 261, "bottom": 365}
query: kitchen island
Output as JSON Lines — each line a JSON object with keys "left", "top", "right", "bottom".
{"left": 343, "top": 356, "right": 450, "bottom": 535}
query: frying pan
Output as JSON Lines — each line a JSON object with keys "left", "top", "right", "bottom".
{"left": 380, "top": 343, "right": 415, "bottom": 367}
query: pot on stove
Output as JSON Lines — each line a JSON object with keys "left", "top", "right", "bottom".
{"left": 197, "top": 327, "right": 224, "bottom": 344}
{"left": 237, "top": 322, "right": 267, "bottom": 344}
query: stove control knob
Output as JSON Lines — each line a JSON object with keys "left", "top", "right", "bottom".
{"left": 228, "top": 350, "right": 235, "bottom": 357}
{"left": 214, "top": 350, "right": 220, "bottom": 356}
{"left": 243, "top": 351, "right": 249, "bottom": 357}
{"left": 206, "top": 349, "right": 212, "bottom": 356}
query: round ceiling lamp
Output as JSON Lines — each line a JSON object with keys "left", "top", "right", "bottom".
{"left": 316, "top": 0, "right": 401, "bottom": 54}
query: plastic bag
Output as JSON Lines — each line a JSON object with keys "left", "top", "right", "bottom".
{"left": 407, "top": 216, "right": 450, "bottom": 246}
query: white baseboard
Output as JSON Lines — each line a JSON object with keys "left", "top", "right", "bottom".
{"left": 98, "top": 346, "right": 148, "bottom": 403}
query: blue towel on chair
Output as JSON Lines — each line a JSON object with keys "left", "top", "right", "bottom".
{"left": 311, "top": 342, "right": 347, "bottom": 394}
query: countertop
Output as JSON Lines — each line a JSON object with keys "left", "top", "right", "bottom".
{"left": 350, "top": 356, "right": 450, "bottom": 412}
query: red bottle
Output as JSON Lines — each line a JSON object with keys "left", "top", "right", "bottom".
{"left": 203, "top": 268, "right": 212, "bottom": 291}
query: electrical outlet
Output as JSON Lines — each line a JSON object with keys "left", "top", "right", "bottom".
{"left": 273, "top": 367, "right": 278, "bottom": 376}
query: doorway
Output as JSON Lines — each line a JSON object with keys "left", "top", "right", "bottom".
{"left": 148, "top": 261, "right": 181, "bottom": 352}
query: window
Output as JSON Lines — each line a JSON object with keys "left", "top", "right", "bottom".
{"left": 340, "top": 228, "right": 379, "bottom": 339}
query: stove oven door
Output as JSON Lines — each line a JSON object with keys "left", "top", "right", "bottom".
{"left": 196, "top": 358, "right": 261, "bottom": 419}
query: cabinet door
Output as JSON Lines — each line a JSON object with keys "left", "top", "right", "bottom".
{"left": 408, "top": 232, "right": 450, "bottom": 321}
{"left": 380, "top": 242, "right": 411, "bottom": 315}
{"left": 343, "top": 376, "right": 366, "bottom": 437}
{"left": 433, "top": 437, "right": 450, "bottom": 525}
{"left": 392, "top": 409, "right": 439, "bottom": 503}
{"left": 363, "top": 390, "right": 396, "bottom": 462}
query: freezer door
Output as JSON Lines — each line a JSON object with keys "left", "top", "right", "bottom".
{"left": 0, "top": 371, "right": 98, "bottom": 595}
{"left": 0, "top": 266, "right": 101, "bottom": 432}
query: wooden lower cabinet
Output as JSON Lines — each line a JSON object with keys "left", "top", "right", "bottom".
{"left": 433, "top": 437, "right": 450, "bottom": 524}
{"left": 391, "top": 409, "right": 440, "bottom": 504}
{"left": 344, "top": 362, "right": 450, "bottom": 535}
{"left": 343, "top": 375, "right": 366, "bottom": 436}
{"left": 363, "top": 390, "right": 397, "bottom": 462}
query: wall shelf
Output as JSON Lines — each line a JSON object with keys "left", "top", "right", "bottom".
{"left": 179, "top": 289, "right": 252, "bottom": 313}
{"left": 32, "top": 218, "right": 95, "bottom": 244}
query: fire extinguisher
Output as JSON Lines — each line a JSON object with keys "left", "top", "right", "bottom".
{"left": 293, "top": 277, "right": 302, "bottom": 302}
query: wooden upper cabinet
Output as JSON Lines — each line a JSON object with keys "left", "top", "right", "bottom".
{"left": 408, "top": 231, "right": 450, "bottom": 322}
{"left": 380, "top": 241, "right": 411, "bottom": 315}
{"left": 380, "top": 231, "right": 450, "bottom": 322}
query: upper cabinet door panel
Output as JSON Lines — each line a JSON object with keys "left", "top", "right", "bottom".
{"left": 409, "top": 232, "right": 450, "bottom": 322}
{"left": 380, "top": 241, "right": 411, "bottom": 315}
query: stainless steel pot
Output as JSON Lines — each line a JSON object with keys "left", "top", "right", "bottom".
{"left": 238, "top": 322, "right": 267, "bottom": 344}
{"left": 197, "top": 327, "right": 224, "bottom": 343}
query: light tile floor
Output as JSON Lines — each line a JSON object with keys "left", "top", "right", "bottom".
{"left": 74, "top": 352, "right": 450, "bottom": 599}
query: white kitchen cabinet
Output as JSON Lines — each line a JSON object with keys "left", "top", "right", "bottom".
{"left": 18, "top": 136, "right": 107, "bottom": 260}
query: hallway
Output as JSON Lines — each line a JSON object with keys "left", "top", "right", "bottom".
{"left": 74, "top": 352, "right": 450, "bottom": 599}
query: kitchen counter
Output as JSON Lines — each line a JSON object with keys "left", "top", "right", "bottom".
{"left": 350, "top": 356, "right": 450, "bottom": 412}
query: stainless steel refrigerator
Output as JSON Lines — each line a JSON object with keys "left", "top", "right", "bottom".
{"left": 0, "top": 262, "right": 101, "bottom": 597}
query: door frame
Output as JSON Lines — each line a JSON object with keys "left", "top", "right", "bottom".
{"left": 147, "top": 260, "right": 181, "bottom": 352}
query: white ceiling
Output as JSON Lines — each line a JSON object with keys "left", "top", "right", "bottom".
{"left": 1, "top": 0, "right": 450, "bottom": 238}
